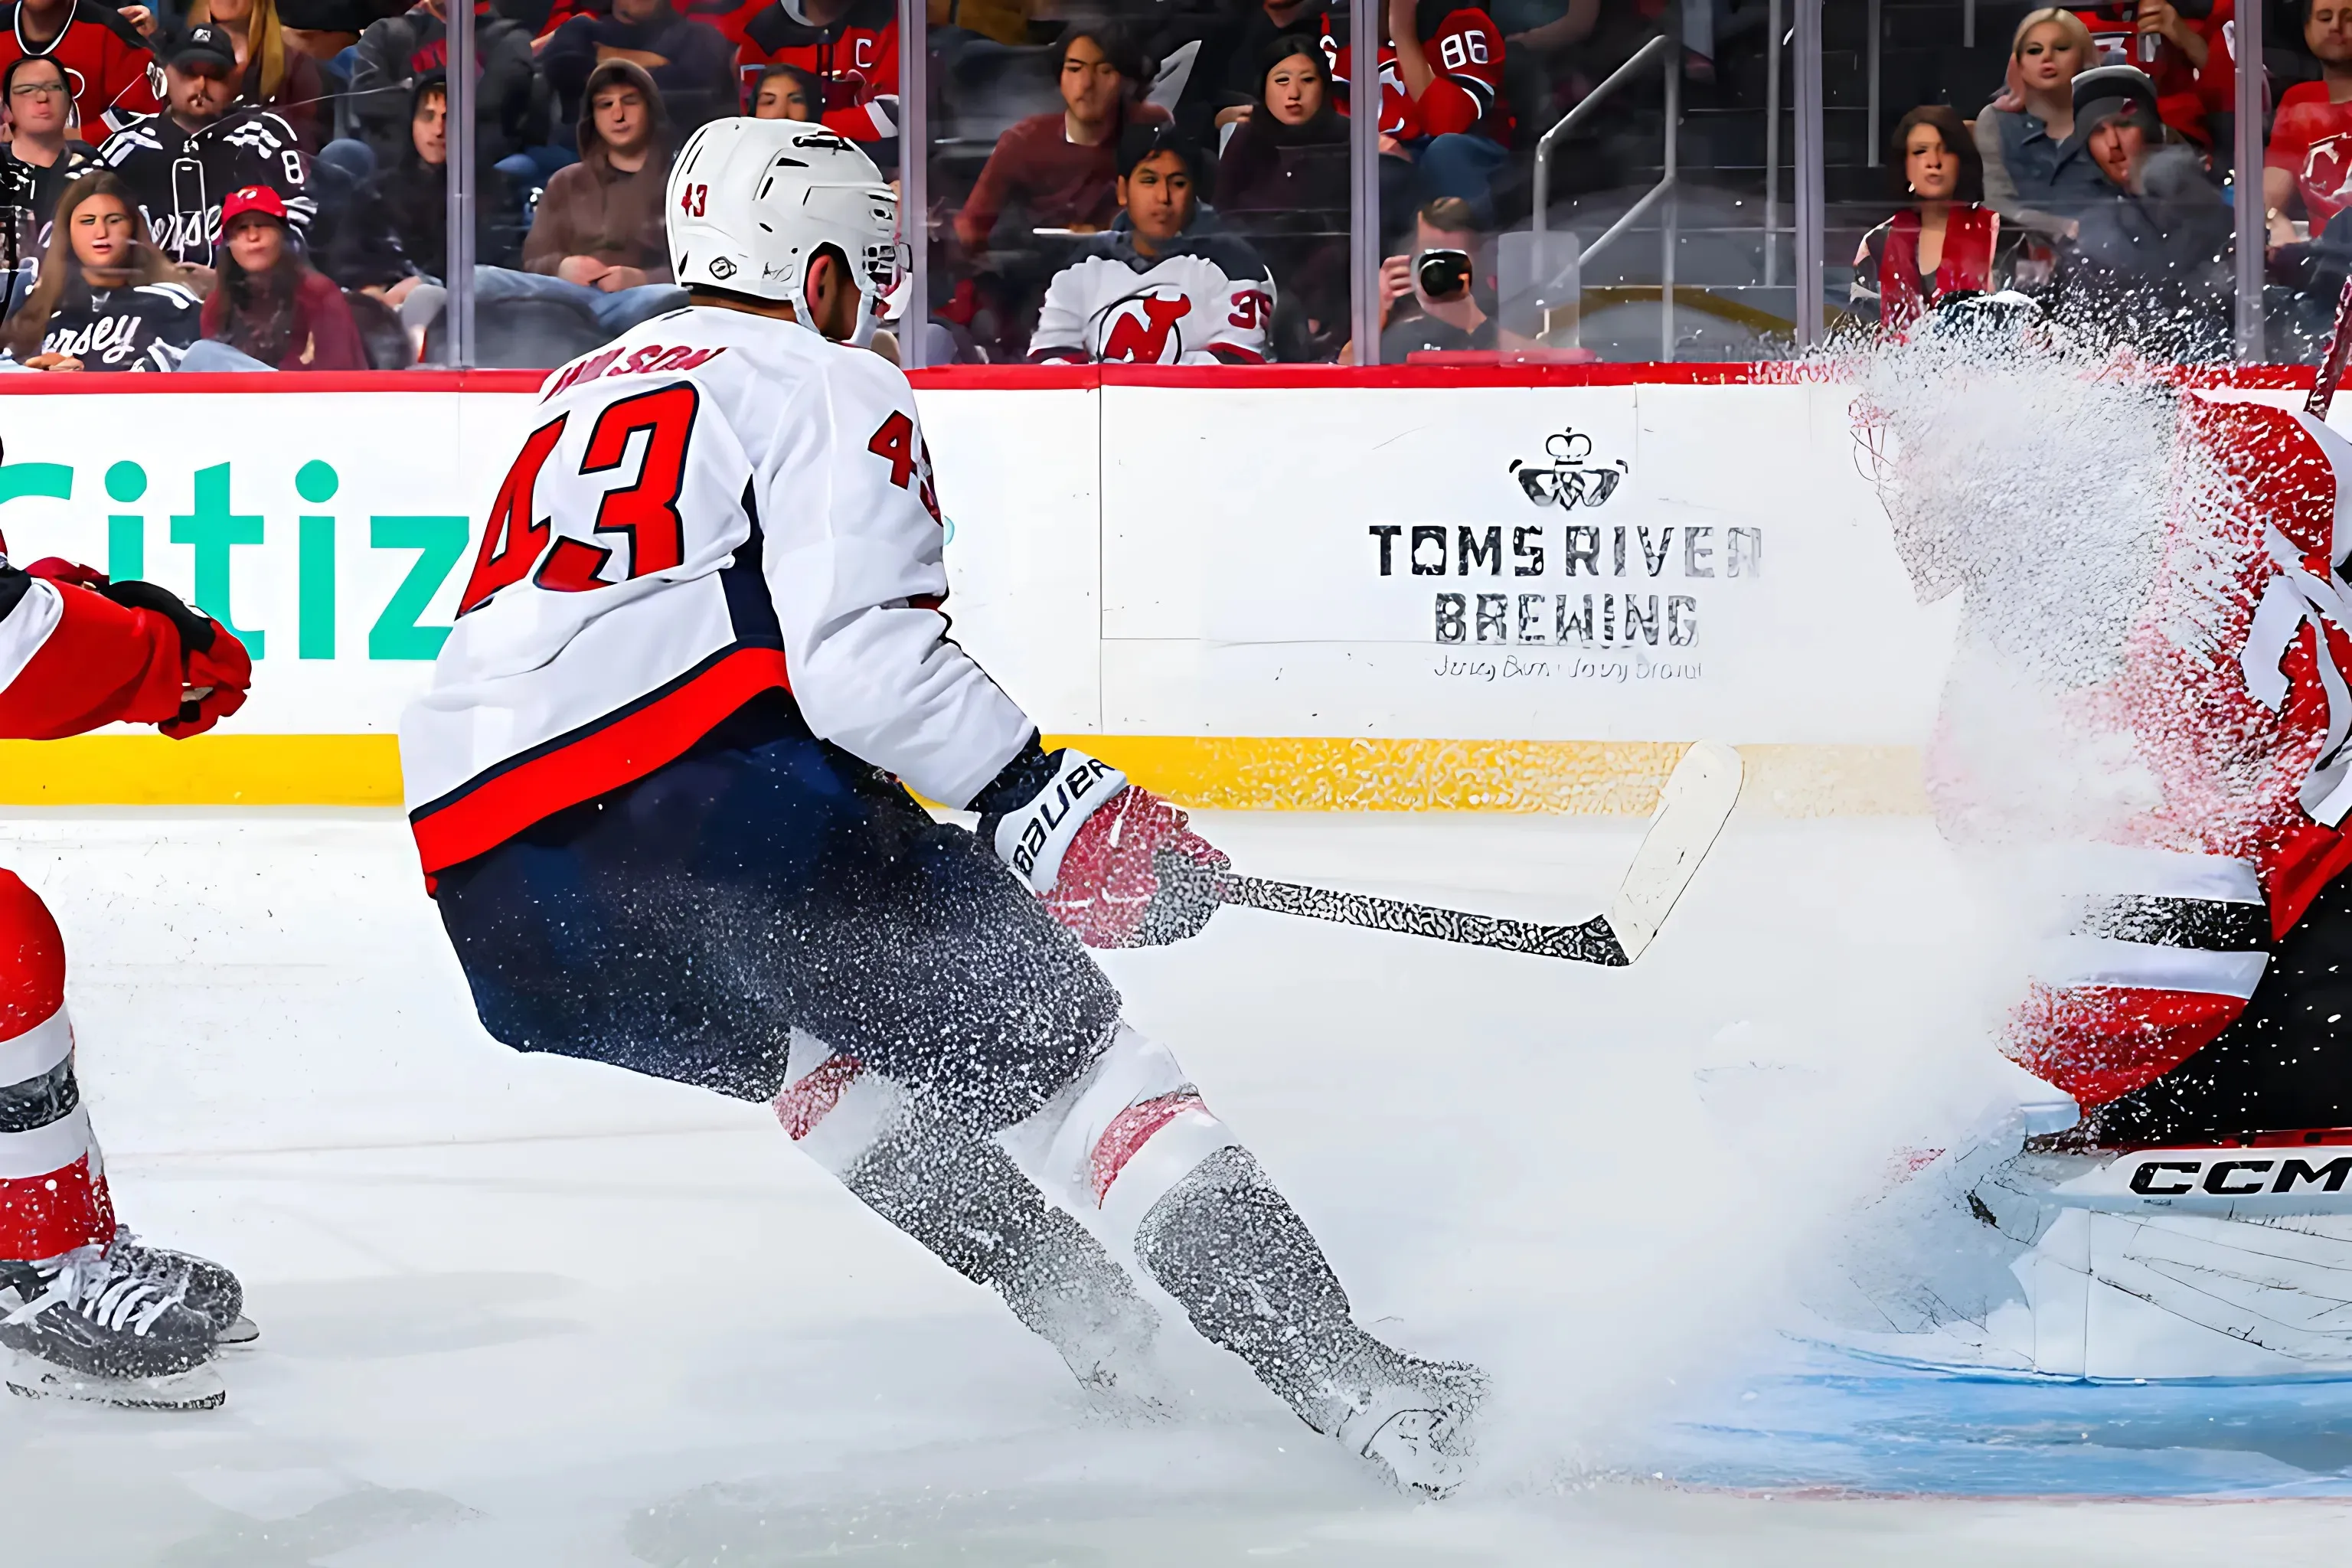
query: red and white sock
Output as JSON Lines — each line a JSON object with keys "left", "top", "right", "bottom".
{"left": 0, "top": 871, "right": 114, "bottom": 1264}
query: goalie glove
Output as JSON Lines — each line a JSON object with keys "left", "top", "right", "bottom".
{"left": 977, "top": 744, "right": 1229, "bottom": 948}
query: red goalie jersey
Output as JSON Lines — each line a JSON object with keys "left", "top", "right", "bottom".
{"left": 1947, "top": 397, "right": 2352, "bottom": 1140}
{"left": 1322, "top": 2, "right": 1509, "bottom": 145}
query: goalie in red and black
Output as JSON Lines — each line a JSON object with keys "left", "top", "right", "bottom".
{"left": 0, "top": 514, "right": 256, "bottom": 1410}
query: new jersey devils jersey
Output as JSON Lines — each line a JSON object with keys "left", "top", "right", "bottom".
{"left": 402, "top": 308, "right": 1037, "bottom": 876}
{"left": 742, "top": 0, "right": 897, "bottom": 140}
{"left": 99, "top": 108, "right": 313, "bottom": 266}
{"left": 0, "top": 1, "right": 158, "bottom": 139}
{"left": 1028, "top": 226, "right": 1272, "bottom": 366}
{"left": 34, "top": 279, "right": 198, "bottom": 369}
{"left": 1323, "top": 5, "right": 1508, "bottom": 144}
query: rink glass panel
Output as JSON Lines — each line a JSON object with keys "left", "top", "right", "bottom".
{"left": 411, "top": 2, "right": 2308, "bottom": 371}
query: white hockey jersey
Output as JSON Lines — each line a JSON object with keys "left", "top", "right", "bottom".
{"left": 1027, "top": 221, "right": 1274, "bottom": 366}
{"left": 400, "top": 306, "right": 1037, "bottom": 875}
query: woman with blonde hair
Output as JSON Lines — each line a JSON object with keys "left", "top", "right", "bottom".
{"left": 1975, "top": 7, "right": 2112, "bottom": 240}
{"left": 1, "top": 170, "right": 200, "bottom": 371}
{"left": 187, "top": 0, "right": 328, "bottom": 149}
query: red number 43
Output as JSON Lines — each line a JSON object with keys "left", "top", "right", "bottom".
{"left": 457, "top": 385, "right": 700, "bottom": 614}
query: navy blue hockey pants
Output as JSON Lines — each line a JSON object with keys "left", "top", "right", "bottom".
{"left": 432, "top": 697, "right": 1122, "bottom": 1126}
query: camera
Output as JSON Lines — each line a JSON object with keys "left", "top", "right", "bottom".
{"left": 1416, "top": 248, "right": 1472, "bottom": 302}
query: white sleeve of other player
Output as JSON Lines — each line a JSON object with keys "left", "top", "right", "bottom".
{"left": 754, "top": 349, "right": 1038, "bottom": 807}
{"left": 1191, "top": 266, "right": 1272, "bottom": 365}
{"left": 1028, "top": 260, "right": 1091, "bottom": 363}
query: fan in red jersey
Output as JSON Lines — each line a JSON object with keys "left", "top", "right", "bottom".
{"left": 740, "top": 0, "right": 897, "bottom": 145}
{"left": 0, "top": 0, "right": 159, "bottom": 139}
{"left": 1321, "top": 0, "right": 1508, "bottom": 220}
{"left": 0, "top": 508, "right": 254, "bottom": 1410}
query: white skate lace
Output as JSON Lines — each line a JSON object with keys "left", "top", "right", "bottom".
{"left": 3, "top": 1242, "right": 188, "bottom": 1338}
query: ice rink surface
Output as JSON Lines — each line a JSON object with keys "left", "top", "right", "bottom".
{"left": 3, "top": 805, "right": 2350, "bottom": 1566}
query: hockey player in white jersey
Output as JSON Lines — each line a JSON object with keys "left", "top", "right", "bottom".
{"left": 401, "top": 119, "right": 1481, "bottom": 1493}
{"left": 1027, "top": 126, "right": 1275, "bottom": 366}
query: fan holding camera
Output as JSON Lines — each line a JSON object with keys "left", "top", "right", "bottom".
{"left": 1342, "top": 195, "right": 1494, "bottom": 363}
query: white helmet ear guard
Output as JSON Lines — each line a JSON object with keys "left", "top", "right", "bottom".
{"left": 666, "top": 117, "right": 899, "bottom": 318}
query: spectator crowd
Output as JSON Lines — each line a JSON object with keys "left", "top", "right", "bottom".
{"left": 4, "top": 0, "right": 2352, "bottom": 368}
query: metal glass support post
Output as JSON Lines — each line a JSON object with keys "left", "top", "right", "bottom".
{"left": 2234, "top": 0, "right": 2265, "bottom": 362}
{"left": 1661, "top": 56, "right": 1677, "bottom": 361}
{"left": 900, "top": 0, "right": 927, "bottom": 368}
{"left": 445, "top": 0, "right": 476, "bottom": 368}
{"left": 1964, "top": 0, "right": 1975, "bottom": 47}
{"left": 1349, "top": 0, "right": 1380, "bottom": 364}
{"left": 1792, "top": 0, "right": 1823, "bottom": 346}
{"left": 1764, "top": 0, "right": 1781, "bottom": 286}
{"left": 1865, "top": 0, "right": 1881, "bottom": 167}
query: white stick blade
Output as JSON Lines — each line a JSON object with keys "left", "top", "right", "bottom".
{"left": 1605, "top": 740, "right": 1743, "bottom": 962}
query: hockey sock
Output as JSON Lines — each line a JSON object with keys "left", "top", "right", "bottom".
{"left": 775, "top": 1042, "right": 1161, "bottom": 1391}
{"left": 994, "top": 1023, "right": 1406, "bottom": 1425}
{"left": 1130, "top": 1144, "right": 1371, "bottom": 1426}
{"left": 0, "top": 871, "right": 114, "bottom": 1264}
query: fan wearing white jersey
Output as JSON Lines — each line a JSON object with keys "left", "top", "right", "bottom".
{"left": 1027, "top": 125, "right": 1275, "bottom": 366}
{"left": 401, "top": 118, "right": 1481, "bottom": 1494}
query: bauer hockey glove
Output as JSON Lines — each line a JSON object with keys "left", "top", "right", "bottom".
{"left": 91, "top": 577, "right": 253, "bottom": 738}
{"left": 978, "top": 745, "right": 1230, "bottom": 948}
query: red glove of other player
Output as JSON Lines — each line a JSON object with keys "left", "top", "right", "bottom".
{"left": 14, "top": 564, "right": 253, "bottom": 738}
{"left": 985, "top": 750, "right": 1230, "bottom": 948}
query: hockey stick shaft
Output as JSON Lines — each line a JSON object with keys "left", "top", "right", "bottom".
{"left": 2311, "top": 272, "right": 2352, "bottom": 421}
{"left": 1214, "top": 873, "right": 1628, "bottom": 965}
{"left": 1208, "top": 741, "right": 1741, "bottom": 966}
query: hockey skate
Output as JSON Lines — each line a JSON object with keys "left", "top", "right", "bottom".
{"left": 1311, "top": 1337, "right": 1487, "bottom": 1497}
{"left": 0, "top": 1240, "right": 224, "bottom": 1410}
{"left": 1135, "top": 1146, "right": 1487, "bottom": 1495}
{"left": 106, "top": 1229, "right": 256, "bottom": 1348}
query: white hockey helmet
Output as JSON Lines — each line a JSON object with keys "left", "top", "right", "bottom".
{"left": 666, "top": 116, "right": 902, "bottom": 315}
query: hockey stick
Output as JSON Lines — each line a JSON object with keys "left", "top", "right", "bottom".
{"left": 1214, "top": 741, "right": 1743, "bottom": 966}
{"left": 2308, "top": 271, "right": 2352, "bottom": 421}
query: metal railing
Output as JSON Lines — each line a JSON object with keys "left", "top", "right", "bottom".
{"left": 1532, "top": 31, "right": 1678, "bottom": 361}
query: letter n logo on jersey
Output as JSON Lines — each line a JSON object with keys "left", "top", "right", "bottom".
{"left": 1099, "top": 288, "right": 1192, "bottom": 364}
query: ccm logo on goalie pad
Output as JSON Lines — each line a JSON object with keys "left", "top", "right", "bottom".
{"left": 2125, "top": 1154, "right": 2352, "bottom": 1197}
{"left": 994, "top": 753, "right": 1126, "bottom": 893}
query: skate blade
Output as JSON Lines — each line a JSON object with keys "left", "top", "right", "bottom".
{"left": 217, "top": 1315, "right": 260, "bottom": 1349}
{"left": 5, "top": 1357, "right": 225, "bottom": 1411}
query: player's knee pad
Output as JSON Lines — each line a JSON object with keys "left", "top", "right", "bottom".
{"left": 0, "top": 870, "right": 111, "bottom": 1260}
{"left": 1000, "top": 1022, "right": 1242, "bottom": 1250}
{"left": 769, "top": 1028, "right": 909, "bottom": 1181}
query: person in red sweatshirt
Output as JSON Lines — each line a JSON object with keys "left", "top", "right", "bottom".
{"left": 0, "top": 505, "right": 254, "bottom": 1410}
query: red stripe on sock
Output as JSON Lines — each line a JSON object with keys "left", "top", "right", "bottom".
{"left": 1089, "top": 1093, "right": 1204, "bottom": 1205}
{"left": 0, "top": 1155, "right": 113, "bottom": 1263}
{"left": 774, "top": 1056, "right": 864, "bottom": 1142}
